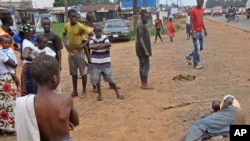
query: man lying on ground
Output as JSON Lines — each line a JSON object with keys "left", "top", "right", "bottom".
{"left": 182, "top": 95, "right": 245, "bottom": 141}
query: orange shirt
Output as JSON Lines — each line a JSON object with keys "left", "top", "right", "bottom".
{"left": 166, "top": 21, "right": 175, "bottom": 37}
{"left": 190, "top": 7, "right": 204, "bottom": 32}
{"left": 0, "top": 28, "right": 14, "bottom": 50}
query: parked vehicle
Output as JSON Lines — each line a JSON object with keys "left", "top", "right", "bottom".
{"left": 246, "top": 0, "right": 250, "bottom": 19}
{"left": 204, "top": 8, "right": 211, "bottom": 15}
{"left": 103, "top": 19, "right": 130, "bottom": 41}
{"left": 211, "top": 6, "right": 223, "bottom": 16}
{"left": 237, "top": 7, "right": 246, "bottom": 15}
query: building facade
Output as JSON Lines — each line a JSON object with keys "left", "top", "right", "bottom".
{"left": 0, "top": 0, "right": 54, "bottom": 8}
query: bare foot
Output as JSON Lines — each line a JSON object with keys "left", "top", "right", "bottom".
{"left": 117, "top": 94, "right": 125, "bottom": 99}
{"left": 70, "top": 92, "right": 78, "bottom": 98}
{"left": 97, "top": 95, "right": 103, "bottom": 101}
{"left": 141, "top": 84, "right": 154, "bottom": 90}
{"left": 109, "top": 86, "right": 121, "bottom": 89}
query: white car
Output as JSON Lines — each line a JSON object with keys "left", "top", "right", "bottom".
{"left": 204, "top": 8, "right": 211, "bottom": 15}
{"left": 246, "top": 0, "right": 250, "bottom": 19}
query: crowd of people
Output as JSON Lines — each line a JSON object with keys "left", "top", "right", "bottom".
{"left": 0, "top": 0, "right": 246, "bottom": 140}
{"left": 0, "top": 7, "right": 126, "bottom": 140}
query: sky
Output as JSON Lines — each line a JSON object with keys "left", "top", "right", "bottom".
{"left": 159, "top": 0, "right": 207, "bottom": 6}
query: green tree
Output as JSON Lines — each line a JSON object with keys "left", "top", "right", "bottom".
{"left": 205, "top": 0, "right": 226, "bottom": 8}
{"left": 54, "top": 0, "right": 83, "bottom": 7}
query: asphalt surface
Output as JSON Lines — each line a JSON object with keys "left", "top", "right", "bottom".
{"left": 205, "top": 14, "right": 250, "bottom": 32}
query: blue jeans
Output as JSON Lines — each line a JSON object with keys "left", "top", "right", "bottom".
{"left": 186, "top": 32, "right": 204, "bottom": 67}
{"left": 89, "top": 65, "right": 115, "bottom": 85}
{"left": 184, "top": 106, "right": 242, "bottom": 141}
{"left": 138, "top": 56, "right": 150, "bottom": 76}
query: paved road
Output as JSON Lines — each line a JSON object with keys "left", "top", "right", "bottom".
{"left": 205, "top": 14, "right": 250, "bottom": 32}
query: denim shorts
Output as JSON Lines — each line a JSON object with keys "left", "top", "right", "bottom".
{"left": 138, "top": 56, "right": 150, "bottom": 76}
{"left": 89, "top": 65, "right": 115, "bottom": 85}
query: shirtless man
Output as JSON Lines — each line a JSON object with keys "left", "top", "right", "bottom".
{"left": 15, "top": 55, "right": 79, "bottom": 141}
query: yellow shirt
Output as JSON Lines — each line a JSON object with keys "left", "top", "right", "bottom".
{"left": 82, "top": 26, "right": 93, "bottom": 41}
{"left": 63, "top": 22, "right": 92, "bottom": 53}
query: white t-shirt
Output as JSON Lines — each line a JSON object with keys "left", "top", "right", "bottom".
{"left": 22, "top": 39, "right": 39, "bottom": 65}
{"left": 0, "top": 51, "right": 10, "bottom": 74}
{"left": 0, "top": 48, "right": 17, "bottom": 73}
{"left": 186, "top": 15, "right": 190, "bottom": 24}
{"left": 37, "top": 47, "right": 56, "bottom": 57}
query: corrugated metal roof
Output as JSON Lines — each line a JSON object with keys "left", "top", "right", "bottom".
{"left": 80, "top": 5, "right": 120, "bottom": 12}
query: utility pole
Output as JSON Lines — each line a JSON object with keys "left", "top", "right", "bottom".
{"left": 64, "top": 0, "right": 68, "bottom": 22}
{"left": 133, "top": 0, "right": 138, "bottom": 31}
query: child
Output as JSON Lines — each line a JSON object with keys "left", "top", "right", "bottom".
{"left": 166, "top": 16, "right": 175, "bottom": 42}
{"left": 0, "top": 12, "right": 15, "bottom": 50}
{"left": 83, "top": 12, "right": 120, "bottom": 92}
{"left": 76, "top": 12, "right": 95, "bottom": 91}
{"left": 89, "top": 24, "right": 124, "bottom": 101}
{"left": 36, "top": 35, "right": 56, "bottom": 57}
{"left": 186, "top": 12, "right": 191, "bottom": 40}
{"left": 62, "top": 9, "right": 92, "bottom": 99}
{"left": 15, "top": 55, "right": 79, "bottom": 141}
{"left": 154, "top": 13, "right": 163, "bottom": 43}
{"left": 0, "top": 35, "right": 21, "bottom": 91}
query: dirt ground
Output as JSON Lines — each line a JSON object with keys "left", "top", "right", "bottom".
{"left": 1, "top": 19, "right": 250, "bottom": 141}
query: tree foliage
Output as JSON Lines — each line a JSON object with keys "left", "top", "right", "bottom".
{"left": 205, "top": 0, "right": 247, "bottom": 8}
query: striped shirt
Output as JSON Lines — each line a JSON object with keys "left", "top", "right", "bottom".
{"left": 89, "top": 34, "right": 111, "bottom": 66}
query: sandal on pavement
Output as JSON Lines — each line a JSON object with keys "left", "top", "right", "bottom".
{"left": 97, "top": 95, "right": 103, "bottom": 101}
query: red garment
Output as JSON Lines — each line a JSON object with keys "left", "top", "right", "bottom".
{"left": 166, "top": 21, "right": 175, "bottom": 37}
{"left": 154, "top": 19, "right": 162, "bottom": 29}
{"left": 190, "top": 7, "right": 204, "bottom": 32}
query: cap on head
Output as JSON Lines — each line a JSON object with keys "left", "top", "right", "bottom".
{"left": 223, "top": 95, "right": 234, "bottom": 101}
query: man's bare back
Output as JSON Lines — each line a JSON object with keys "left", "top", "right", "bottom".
{"left": 35, "top": 91, "right": 78, "bottom": 141}
{"left": 19, "top": 55, "right": 79, "bottom": 141}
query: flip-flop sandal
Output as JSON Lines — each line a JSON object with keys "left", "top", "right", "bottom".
{"left": 97, "top": 95, "right": 103, "bottom": 101}
{"left": 117, "top": 95, "right": 125, "bottom": 99}
{"left": 109, "top": 86, "right": 121, "bottom": 89}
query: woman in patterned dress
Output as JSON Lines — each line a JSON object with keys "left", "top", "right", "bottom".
{"left": 0, "top": 51, "right": 17, "bottom": 133}
{"left": 19, "top": 24, "right": 38, "bottom": 96}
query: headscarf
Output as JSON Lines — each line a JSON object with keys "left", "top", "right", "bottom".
{"left": 19, "top": 24, "right": 35, "bottom": 33}
{"left": 168, "top": 15, "right": 173, "bottom": 20}
{"left": 19, "top": 24, "right": 35, "bottom": 60}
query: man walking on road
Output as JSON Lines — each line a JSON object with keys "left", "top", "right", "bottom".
{"left": 186, "top": 0, "right": 207, "bottom": 69}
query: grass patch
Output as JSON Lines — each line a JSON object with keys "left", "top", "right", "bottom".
{"left": 51, "top": 21, "right": 106, "bottom": 39}
{"left": 52, "top": 23, "right": 65, "bottom": 38}
{"left": 51, "top": 19, "right": 183, "bottom": 41}
{"left": 129, "top": 27, "right": 166, "bottom": 41}
{"left": 175, "top": 23, "right": 183, "bottom": 32}
{"left": 130, "top": 30, "right": 136, "bottom": 40}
